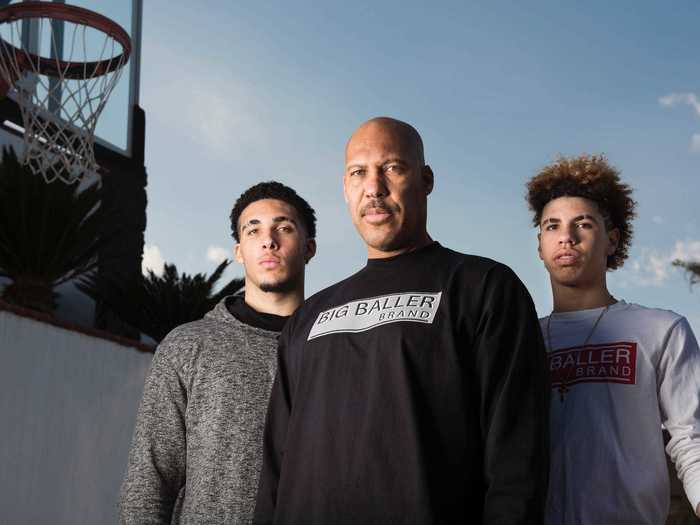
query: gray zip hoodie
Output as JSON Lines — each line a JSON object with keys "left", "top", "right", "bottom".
{"left": 119, "top": 297, "right": 281, "bottom": 524}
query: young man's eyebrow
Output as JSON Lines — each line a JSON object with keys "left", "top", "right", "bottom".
{"left": 541, "top": 214, "right": 600, "bottom": 226}
{"left": 272, "top": 216, "right": 297, "bottom": 225}
{"left": 573, "top": 214, "right": 599, "bottom": 223}
{"left": 242, "top": 216, "right": 297, "bottom": 232}
{"left": 240, "top": 219, "right": 260, "bottom": 231}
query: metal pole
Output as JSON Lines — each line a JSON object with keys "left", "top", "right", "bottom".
{"left": 47, "top": 0, "right": 65, "bottom": 116}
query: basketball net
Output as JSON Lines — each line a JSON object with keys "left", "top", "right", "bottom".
{"left": 0, "top": 3, "right": 131, "bottom": 184}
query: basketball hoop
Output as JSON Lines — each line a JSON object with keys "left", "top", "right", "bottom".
{"left": 0, "top": 2, "right": 131, "bottom": 184}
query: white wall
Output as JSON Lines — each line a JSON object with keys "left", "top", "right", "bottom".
{"left": 0, "top": 308, "right": 153, "bottom": 524}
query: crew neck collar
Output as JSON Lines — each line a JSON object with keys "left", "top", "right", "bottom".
{"left": 225, "top": 295, "right": 289, "bottom": 333}
{"left": 548, "top": 299, "right": 627, "bottom": 321}
{"left": 366, "top": 241, "right": 441, "bottom": 267}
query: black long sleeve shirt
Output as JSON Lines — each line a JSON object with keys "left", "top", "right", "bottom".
{"left": 254, "top": 242, "right": 548, "bottom": 524}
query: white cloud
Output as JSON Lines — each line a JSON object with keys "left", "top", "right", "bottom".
{"left": 630, "top": 249, "right": 670, "bottom": 286}
{"left": 207, "top": 245, "right": 230, "bottom": 264}
{"left": 142, "top": 244, "right": 165, "bottom": 277}
{"left": 184, "top": 88, "right": 265, "bottom": 159}
{"left": 691, "top": 133, "right": 700, "bottom": 153}
{"left": 659, "top": 93, "right": 700, "bottom": 153}
{"left": 614, "top": 240, "right": 700, "bottom": 288}
{"left": 670, "top": 240, "right": 700, "bottom": 262}
{"left": 659, "top": 92, "right": 700, "bottom": 117}
{"left": 141, "top": 39, "right": 266, "bottom": 161}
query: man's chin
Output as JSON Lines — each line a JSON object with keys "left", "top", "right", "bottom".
{"left": 551, "top": 271, "right": 591, "bottom": 288}
{"left": 259, "top": 278, "right": 296, "bottom": 294}
{"left": 359, "top": 228, "right": 401, "bottom": 252}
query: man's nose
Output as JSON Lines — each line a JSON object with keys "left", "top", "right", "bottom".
{"left": 261, "top": 231, "right": 279, "bottom": 250}
{"left": 559, "top": 224, "right": 578, "bottom": 245}
{"left": 364, "top": 168, "right": 388, "bottom": 199}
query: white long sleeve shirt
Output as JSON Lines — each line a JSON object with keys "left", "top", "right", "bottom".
{"left": 542, "top": 300, "right": 700, "bottom": 525}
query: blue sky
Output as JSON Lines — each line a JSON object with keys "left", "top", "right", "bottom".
{"left": 138, "top": 0, "right": 700, "bottom": 331}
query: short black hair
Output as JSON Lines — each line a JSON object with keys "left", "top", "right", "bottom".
{"left": 230, "top": 181, "right": 316, "bottom": 242}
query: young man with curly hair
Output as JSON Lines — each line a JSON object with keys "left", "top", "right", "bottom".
{"left": 526, "top": 155, "right": 700, "bottom": 524}
{"left": 120, "top": 182, "right": 316, "bottom": 524}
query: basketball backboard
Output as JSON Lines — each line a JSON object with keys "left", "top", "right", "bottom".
{"left": 0, "top": 0, "right": 142, "bottom": 158}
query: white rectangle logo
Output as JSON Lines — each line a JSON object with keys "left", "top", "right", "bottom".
{"left": 307, "top": 291, "right": 442, "bottom": 341}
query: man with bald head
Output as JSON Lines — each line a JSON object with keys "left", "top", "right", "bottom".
{"left": 254, "top": 117, "right": 548, "bottom": 524}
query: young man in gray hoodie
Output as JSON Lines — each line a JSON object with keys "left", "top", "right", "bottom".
{"left": 119, "top": 181, "right": 316, "bottom": 524}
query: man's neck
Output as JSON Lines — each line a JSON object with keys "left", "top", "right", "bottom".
{"left": 244, "top": 283, "right": 304, "bottom": 317}
{"left": 367, "top": 233, "right": 433, "bottom": 259}
{"left": 551, "top": 280, "right": 615, "bottom": 313}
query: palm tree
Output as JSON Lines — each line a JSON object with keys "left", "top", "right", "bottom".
{"left": 0, "top": 147, "right": 121, "bottom": 313}
{"left": 78, "top": 260, "right": 244, "bottom": 342}
{"left": 673, "top": 259, "right": 700, "bottom": 287}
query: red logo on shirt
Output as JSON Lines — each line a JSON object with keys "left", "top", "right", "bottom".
{"left": 548, "top": 342, "right": 637, "bottom": 388}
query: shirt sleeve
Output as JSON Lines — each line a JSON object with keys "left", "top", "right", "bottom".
{"left": 658, "top": 317, "right": 700, "bottom": 512}
{"left": 471, "top": 263, "right": 549, "bottom": 524}
{"left": 119, "top": 344, "right": 188, "bottom": 525}
{"left": 253, "top": 322, "right": 294, "bottom": 524}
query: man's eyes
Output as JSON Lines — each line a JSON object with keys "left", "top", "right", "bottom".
{"left": 348, "top": 164, "right": 403, "bottom": 176}
{"left": 246, "top": 226, "right": 294, "bottom": 235}
{"left": 543, "top": 222, "right": 592, "bottom": 231}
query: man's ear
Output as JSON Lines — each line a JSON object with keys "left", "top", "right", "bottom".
{"left": 537, "top": 232, "right": 543, "bottom": 261}
{"left": 422, "top": 165, "right": 434, "bottom": 195}
{"left": 305, "top": 238, "right": 317, "bottom": 264}
{"left": 234, "top": 243, "right": 243, "bottom": 264}
{"left": 607, "top": 228, "right": 620, "bottom": 256}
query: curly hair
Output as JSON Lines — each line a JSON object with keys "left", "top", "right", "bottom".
{"left": 526, "top": 154, "right": 636, "bottom": 270}
{"left": 230, "top": 181, "right": 316, "bottom": 242}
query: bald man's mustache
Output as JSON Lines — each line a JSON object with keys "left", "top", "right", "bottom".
{"left": 360, "top": 199, "right": 400, "bottom": 216}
